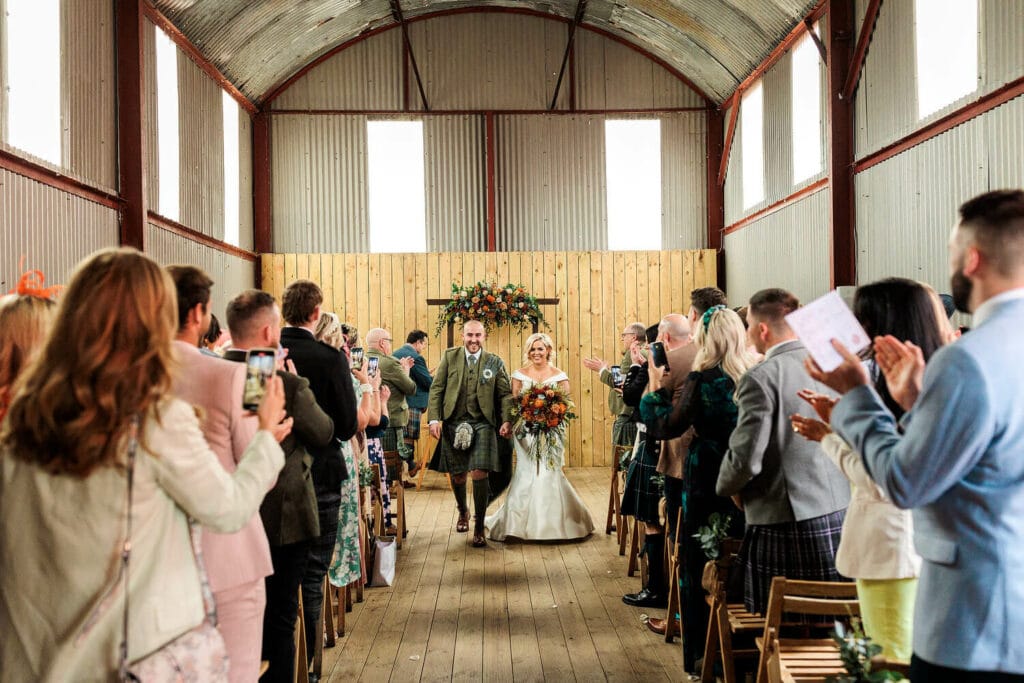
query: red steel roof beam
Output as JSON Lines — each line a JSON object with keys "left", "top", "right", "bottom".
{"left": 842, "top": 0, "right": 882, "bottom": 101}
{"left": 827, "top": 0, "right": 857, "bottom": 287}
{"left": 115, "top": 0, "right": 148, "bottom": 250}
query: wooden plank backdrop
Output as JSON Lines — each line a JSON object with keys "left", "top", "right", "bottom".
{"left": 260, "top": 249, "right": 716, "bottom": 467}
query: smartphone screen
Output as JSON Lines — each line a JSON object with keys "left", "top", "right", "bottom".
{"left": 610, "top": 365, "right": 623, "bottom": 387}
{"left": 243, "top": 348, "right": 276, "bottom": 411}
{"left": 350, "top": 347, "right": 365, "bottom": 369}
{"left": 367, "top": 356, "right": 380, "bottom": 378}
{"left": 649, "top": 341, "right": 670, "bottom": 370}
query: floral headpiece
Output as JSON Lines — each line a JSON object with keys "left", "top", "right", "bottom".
{"left": 702, "top": 304, "right": 727, "bottom": 332}
{"left": 8, "top": 258, "right": 62, "bottom": 300}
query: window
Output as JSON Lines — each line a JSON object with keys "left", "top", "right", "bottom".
{"left": 5, "top": 0, "right": 61, "bottom": 165}
{"left": 605, "top": 119, "right": 662, "bottom": 251}
{"left": 366, "top": 120, "right": 426, "bottom": 253}
{"left": 915, "top": 0, "right": 977, "bottom": 119}
{"left": 791, "top": 29, "right": 822, "bottom": 184}
{"left": 222, "top": 92, "right": 240, "bottom": 246}
{"left": 741, "top": 82, "right": 765, "bottom": 209}
{"left": 155, "top": 29, "right": 180, "bottom": 221}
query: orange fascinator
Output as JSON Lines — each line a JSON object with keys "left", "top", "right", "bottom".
{"left": 8, "top": 258, "right": 62, "bottom": 299}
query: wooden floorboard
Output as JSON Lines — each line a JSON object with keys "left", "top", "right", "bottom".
{"left": 322, "top": 467, "right": 688, "bottom": 682}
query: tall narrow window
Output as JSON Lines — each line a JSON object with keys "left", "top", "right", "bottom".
{"left": 915, "top": 0, "right": 977, "bottom": 118}
{"left": 5, "top": 0, "right": 61, "bottom": 165}
{"left": 741, "top": 82, "right": 765, "bottom": 209}
{"left": 791, "top": 30, "right": 822, "bottom": 184}
{"left": 155, "top": 29, "right": 180, "bottom": 221}
{"left": 367, "top": 121, "right": 426, "bottom": 253}
{"left": 222, "top": 92, "right": 240, "bottom": 246}
{"left": 605, "top": 119, "right": 662, "bottom": 251}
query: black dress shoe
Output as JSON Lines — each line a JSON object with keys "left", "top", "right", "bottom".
{"left": 622, "top": 588, "right": 666, "bottom": 608}
{"left": 471, "top": 533, "right": 487, "bottom": 548}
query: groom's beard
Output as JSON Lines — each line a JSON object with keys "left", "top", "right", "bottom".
{"left": 951, "top": 270, "right": 973, "bottom": 314}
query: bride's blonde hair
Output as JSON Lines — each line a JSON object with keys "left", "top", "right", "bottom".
{"left": 522, "top": 332, "right": 555, "bottom": 364}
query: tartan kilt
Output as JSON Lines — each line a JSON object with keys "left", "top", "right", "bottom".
{"left": 380, "top": 426, "right": 399, "bottom": 452}
{"left": 740, "top": 508, "right": 847, "bottom": 615}
{"left": 403, "top": 407, "right": 423, "bottom": 440}
{"left": 612, "top": 414, "right": 638, "bottom": 450}
{"left": 620, "top": 435, "right": 662, "bottom": 524}
{"left": 428, "top": 421, "right": 503, "bottom": 474}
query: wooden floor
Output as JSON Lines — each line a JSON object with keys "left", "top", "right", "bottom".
{"left": 322, "top": 467, "right": 688, "bottom": 682}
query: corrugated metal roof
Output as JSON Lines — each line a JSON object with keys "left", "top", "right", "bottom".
{"left": 151, "top": 0, "right": 820, "bottom": 105}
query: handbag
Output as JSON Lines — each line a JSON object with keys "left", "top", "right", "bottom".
{"left": 370, "top": 536, "right": 397, "bottom": 587}
{"left": 116, "top": 418, "right": 229, "bottom": 682}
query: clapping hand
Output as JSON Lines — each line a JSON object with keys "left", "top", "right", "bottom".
{"left": 797, "top": 389, "right": 838, "bottom": 423}
{"left": 379, "top": 384, "right": 391, "bottom": 402}
{"left": 874, "top": 335, "right": 925, "bottom": 412}
{"left": 583, "top": 357, "right": 607, "bottom": 373}
{"left": 629, "top": 340, "right": 645, "bottom": 366}
{"left": 399, "top": 356, "right": 415, "bottom": 373}
{"left": 804, "top": 339, "right": 870, "bottom": 395}
{"left": 790, "top": 414, "right": 831, "bottom": 442}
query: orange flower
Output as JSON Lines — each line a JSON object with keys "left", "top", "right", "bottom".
{"left": 545, "top": 389, "right": 555, "bottom": 398}
{"left": 532, "top": 399, "right": 545, "bottom": 409}
{"left": 486, "top": 295, "right": 495, "bottom": 303}
{"left": 551, "top": 404, "right": 566, "bottom": 415}
{"left": 547, "top": 418, "right": 561, "bottom": 428}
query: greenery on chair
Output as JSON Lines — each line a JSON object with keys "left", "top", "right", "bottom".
{"left": 693, "top": 512, "right": 734, "bottom": 560}
{"left": 827, "top": 618, "right": 904, "bottom": 682}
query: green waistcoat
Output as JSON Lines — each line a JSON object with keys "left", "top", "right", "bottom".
{"left": 452, "top": 355, "right": 483, "bottom": 420}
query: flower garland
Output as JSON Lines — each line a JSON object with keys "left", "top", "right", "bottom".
{"left": 435, "top": 281, "right": 546, "bottom": 334}
{"left": 510, "top": 384, "right": 577, "bottom": 470}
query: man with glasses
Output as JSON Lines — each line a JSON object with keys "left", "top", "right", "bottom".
{"left": 366, "top": 328, "right": 417, "bottom": 484}
{"left": 584, "top": 321, "right": 647, "bottom": 531}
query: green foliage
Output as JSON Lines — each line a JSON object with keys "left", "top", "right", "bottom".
{"left": 358, "top": 460, "right": 375, "bottom": 488}
{"left": 435, "top": 281, "right": 547, "bottom": 334}
{"left": 692, "top": 512, "right": 734, "bottom": 560}
{"left": 826, "top": 619, "right": 904, "bottom": 683}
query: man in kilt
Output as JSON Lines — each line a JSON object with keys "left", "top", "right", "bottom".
{"left": 584, "top": 321, "right": 646, "bottom": 476}
{"left": 716, "top": 288, "right": 850, "bottom": 615}
{"left": 427, "top": 320, "right": 514, "bottom": 547}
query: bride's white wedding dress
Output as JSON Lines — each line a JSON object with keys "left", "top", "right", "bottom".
{"left": 485, "top": 370, "right": 595, "bottom": 541}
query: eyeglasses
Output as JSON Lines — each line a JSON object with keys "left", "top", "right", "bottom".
{"left": 382, "top": 338, "right": 393, "bottom": 343}
{"left": 620, "top": 332, "right": 635, "bottom": 338}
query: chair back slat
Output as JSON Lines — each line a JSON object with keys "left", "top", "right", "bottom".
{"left": 781, "top": 595, "right": 860, "bottom": 617}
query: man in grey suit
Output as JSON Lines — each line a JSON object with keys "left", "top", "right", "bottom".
{"left": 716, "top": 288, "right": 850, "bottom": 615}
{"left": 811, "top": 190, "right": 1024, "bottom": 680}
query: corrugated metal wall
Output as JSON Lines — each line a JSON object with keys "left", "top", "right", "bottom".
{"left": 146, "top": 223, "right": 255, "bottom": 319}
{"left": 178, "top": 53, "right": 225, "bottom": 239}
{"left": 237, "top": 110, "right": 254, "bottom": 251}
{"left": 661, "top": 112, "right": 707, "bottom": 248}
{"left": 271, "top": 114, "right": 370, "bottom": 253}
{"left": 0, "top": 0, "right": 116, "bottom": 191}
{"left": 272, "top": 30, "right": 404, "bottom": 111}
{"left": 574, "top": 28, "right": 703, "bottom": 109}
{"left": 724, "top": 186, "right": 831, "bottom": 305}
{"left": 424, "top": 115, "right": 486, "bottom": 251}
{"left": 855, "top": 95, "right": 1024, "bottom": 290}
{"left": 855, "top": 0, "right": 1024, "bottom": 159}
{"left": 495, "top": 114, "right": 608, "bottom": 251}
{"left": 0, "top": 169, "right": 119, "bottom": 290}
{"left": 275, "top": 13, "right": 703, "bottom": 111}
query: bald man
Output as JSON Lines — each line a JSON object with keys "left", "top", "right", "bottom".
{"left": 427, "top": 321, "right": 513, "bottom": 547}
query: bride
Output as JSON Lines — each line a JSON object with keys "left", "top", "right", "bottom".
{"left": 486, "top": 333, "right": 595, "bottom": 541}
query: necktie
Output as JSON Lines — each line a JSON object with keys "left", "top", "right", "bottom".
{"left": 469, "top": 354, "right": 478, "bottom": 366}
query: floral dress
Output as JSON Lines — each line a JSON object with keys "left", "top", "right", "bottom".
{"left": 366, "top": 416, "right": 392, "bottom": 527}
{"left": 329, "top": 379, "right": 363, "bottom": 587}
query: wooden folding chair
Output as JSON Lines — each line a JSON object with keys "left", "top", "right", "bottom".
{"left": 664, "top": 507, "right": 683, "bottom": 643}
{"left": 700, "top": 539, "right": 761, "bottom": 683}
{"left": 754, "top": 577, "right": 859, "bottom": 683}
{"left": 763, "top": 628, "right": 790, "bottom": 683}
{"left": 607, "top": 444, "right": 630, "bottom": 535}
{"left": 626, "top": 517, "right": 643, "bottom": 577}
{"left": 294, "top": 589, "right": 309, "bottom": 683}
{"left": 323, "top": 576, "right": 336, "bottom": 649}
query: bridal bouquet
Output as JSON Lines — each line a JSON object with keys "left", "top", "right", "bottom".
{"left": 510, "top": 385, "right": 577, "bottom": 470}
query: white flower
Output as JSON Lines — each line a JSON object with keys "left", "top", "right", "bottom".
{"left": 459, "top": 291, "right": 467, "bottom": 298}
{"left": 505, "top": 287, "right": 513, "bottom": 294}
{"left": 482, "top": 368, "right": 494, "bottom": 380}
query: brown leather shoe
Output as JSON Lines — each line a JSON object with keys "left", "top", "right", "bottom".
{"left": 645, "top": 617, "right": 679, "bottom": 637}
{"left": 456, "top": 509, "right": 469, "bottom": 533}
{"left": 471, "top": 533, "right": 487, "bottom": 548}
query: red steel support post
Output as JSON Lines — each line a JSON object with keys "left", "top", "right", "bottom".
{"left": 115, "top": 0, "right": 147, "bottom": 250}
{"left": 706, "top": 108, "right": 726, "bottom": 289}
{"left": 253, "top": 112, "right": 273, "bottom": 254}
{"left": 827, "top": 0, "right": 856, "bottom": 287}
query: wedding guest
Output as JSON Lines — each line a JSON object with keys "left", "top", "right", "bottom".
{"left": 315, "top": 311, "right": 344, "bottom": 348}
{"left": 167, "top": 265, "right": 285, "bottom": 683}
{"left": 202, "top": 313, "right": 227, "bottom": 357}
{"left": 393, "top": 329, "right": 433, "bottom": 482}
{"left": 716, "top": 288, "right": 850, "bottom": 615}
{"left": 279, "top": 280, "right": 359, "bottom": 663}
{"left": 0, "top": 282, "right": 57, "bottom": 421}
{"left": 366, "top": 328, "right": 417, "bottom": 483}
{"left": 812, "top": 190, "right": 1024, "bottom": 679}
{"left": 0, "top": 248, "right": 286, "bottom": 679}
{"left": 646, "top": 307, "right": 757, "bottom": 669}
{"left": 223, "top": 290, "right": 334, "bottom": 683}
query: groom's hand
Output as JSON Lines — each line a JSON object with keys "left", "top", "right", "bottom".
{"left": 499, "top": 421, "right": 512, "bottom": 438}
{"left": 429, "top": 421, "right": 442, "bottom": 439}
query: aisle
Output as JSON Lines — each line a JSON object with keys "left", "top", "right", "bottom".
{"left": 322, "top": 467, "right": 686, "bottom": 682}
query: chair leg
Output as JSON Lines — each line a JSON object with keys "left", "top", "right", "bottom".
{"left": 700, "top": 591, "right": 721, "bottom": 683}
{"left": 627, "top": 520, "right": 642, "bottom": 577}
{"left": 294, "top": 589, "right": 309, "bottom": 683}
{"left": 345, "top": 583, "right": 354, "bottom": 612}
{"left": 605, "top": 464, "right": 618, "bottom": 534}
{"left": 323, "top": 577, "right": 336, "bottom": 648}
{"left": 335, "top": 585, "right": 346, "bottom": 637}
{"left": 312, "top": 583, "right": 325, "bottom": 677}
{"left": 665, "top": 557, "right": 679, "bottom": 644}
{"left": 618, "top": 512, "right": 630, "bottom": 556}
{"left": 390, "top": 481, "right": 404, "bottom": 549}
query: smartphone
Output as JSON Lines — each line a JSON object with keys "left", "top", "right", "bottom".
{"left": 350, "top": 346, "right": 365, "bottom": 369}
{"left": 610, "top": 365, "right": 623, "bottom": 387}
{"left": 649, "top": 341, "right": 670, "bottom": 370}
{"left": 367, "top": 356, "right": 380, "bottom": 378}
{"left": 242, "top": 348, "right": 277, "bottom": 411}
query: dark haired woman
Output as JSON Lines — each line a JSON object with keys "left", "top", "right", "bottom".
{"left": 792, "top": 277, "right": 944, "bottom": 661}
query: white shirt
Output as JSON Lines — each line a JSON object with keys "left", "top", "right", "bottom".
{"left": 971, "top": 287, "right": 1024, "bottom": 327}
{"left": 465, "top": 350, "right": 481, "bottom": 364}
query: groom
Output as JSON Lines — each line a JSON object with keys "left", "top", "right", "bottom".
{"left": 427, "top": 320, "right": 514, "bottom": 547}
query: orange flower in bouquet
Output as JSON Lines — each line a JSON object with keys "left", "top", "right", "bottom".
{"left": 511, "top": 384, "right": 577, "bottom": 435}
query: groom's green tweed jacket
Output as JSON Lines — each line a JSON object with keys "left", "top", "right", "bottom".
{"left": 427, "top": 347, "right": 514, "bottom": 428}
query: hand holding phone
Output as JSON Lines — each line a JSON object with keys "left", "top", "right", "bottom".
{"left": 610, "top": 365, "right": 624, "bottom": 387}
{"left": 649, "top": 341, "right": 670, "bottom": 370}
{"left": 367, "top": 356, "right": 380, "bottom": 378}
{"left": 243, "top": 348, "right": 277, "bottom": 411}
{"left": 350, "top": 346, "right": 365, "bottom": 369}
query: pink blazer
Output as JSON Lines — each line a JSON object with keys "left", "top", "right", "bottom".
{"left": 172, "top": 341, "right": 273, "bottom": 592}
